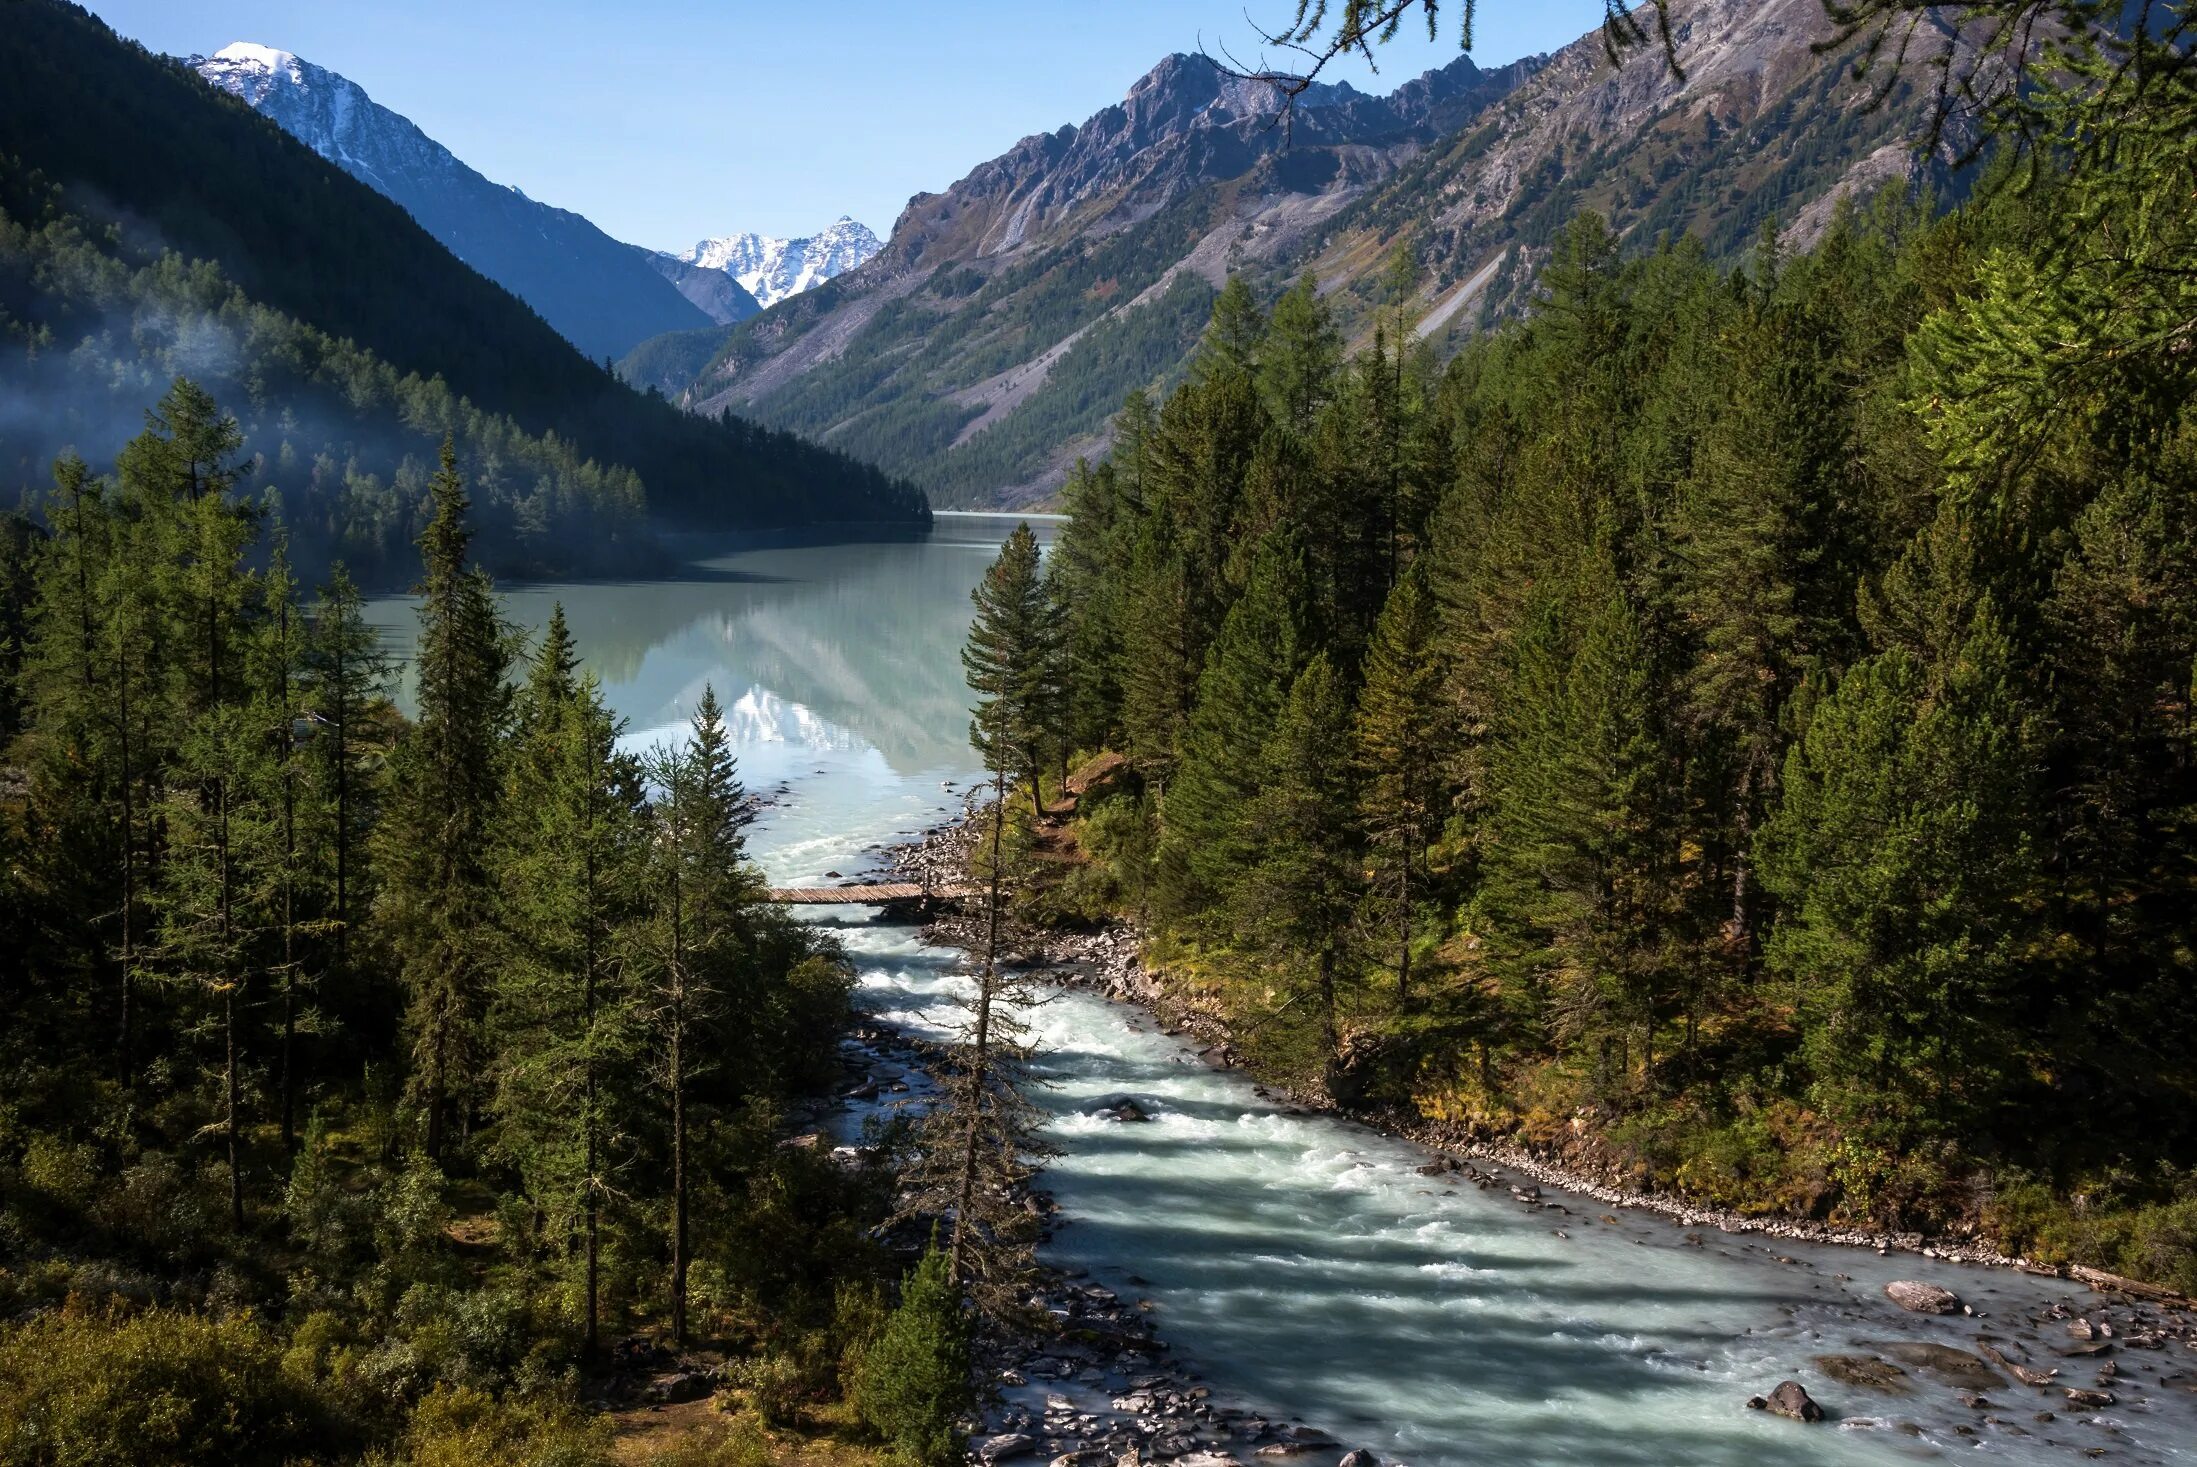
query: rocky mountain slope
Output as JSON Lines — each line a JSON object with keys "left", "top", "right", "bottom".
{"left": 668, "top": 218, "right": 883, "bottom": 308}
{"left": 192, "top": 41, "right": 724, "bottom": 360}
{"left": 635, "top": 0, "right": 1957, "bottom": 507}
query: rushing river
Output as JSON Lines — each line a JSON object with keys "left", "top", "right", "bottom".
{"left": 369, "top": 516, "right": 2197, "bottom": 1467}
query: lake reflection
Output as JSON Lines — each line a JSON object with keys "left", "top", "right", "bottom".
{"left": 365, "top": 514, "right": 1057, "bottom": 775}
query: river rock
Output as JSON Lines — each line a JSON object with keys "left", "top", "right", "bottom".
{"left": 1761, "top": 1381, "right": 1824, "bottom": 1422}
{"left": 1885, "top": 1280, "right": 1961, "bottom": 1314}
{"left": 1814, "top": 1354, "right": 1913, "bottom": 1394}
{"left": 1871, "top": 1342, "right": 2004, "bottom": 1390}
{"left": 1337, "top": 1452, "right": 1379, "bottom": 1467}
{"left": 1091, "top": 1095, "right": 1154, "bottom": 1123}
{"left": 2064, "top": 1387, "right": 2116, "bottom": 1408}
{"left": 978, "top": 1434, "right": 1038, "bottom": 1463}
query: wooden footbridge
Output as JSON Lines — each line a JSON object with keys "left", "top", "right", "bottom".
{"left": 767, "top": 882, "right": 974, "bottom": 906}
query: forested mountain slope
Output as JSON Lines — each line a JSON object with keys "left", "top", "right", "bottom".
{"left": 0, "top": 0, "right": 927, "bottom": 573}
{"left": 638, "top": 0, "right": 1958, "bottom": 509}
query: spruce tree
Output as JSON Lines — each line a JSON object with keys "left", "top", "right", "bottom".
{"left": 1760, "top": 505, "right": 2038, "bottom": 1157}
{"left": 641, "top": 685, "right": 761, "bottom": 1344}
{"left": 1353, "top": 565, "right": 1448, "bottom": 1011}
{"left": 376, "top": 438, "right": 509, "bottom": 1160}
{"left": 962, "top": 523, "right": 1059, "bottom": 821}
{"left": 1158, "top": 531, "right": 1308, "bottom": 923}
{"left": 1258, "top": 274, "right": 1342, "bottom": 432}
{"left": 1236, "top": 655, "right": 1361, "bottom": 1062}
{"left": 493, "top": 613, "right": 646, "bottom": 1356}
{"left": 304, "top": 566, "right": 389, "bottom": 1015}
{"left": 251, "top": 538, "right": 312, "bottom": 1153}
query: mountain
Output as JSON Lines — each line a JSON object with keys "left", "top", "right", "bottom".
{"left": 191, "top": 40, "right": 717, "bottom": 361}
{"left": 642, "top": 249, "right": 763, "bottom": 326}
{"left": 638, "top": 0, "right": 1958, "bottom": 507}
{"left": 0, "top": 0, "right": 926, "bottom": 576}
{"left": 670, "top": 218, "right": 884, "bottom": 309}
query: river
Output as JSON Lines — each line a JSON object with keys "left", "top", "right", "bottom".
{"left": 368, "top": 515, "right": 2197, "bottom": 1467}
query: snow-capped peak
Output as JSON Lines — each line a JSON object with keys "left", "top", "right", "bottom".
{"left": 212, "top": 40, "right": 299, "bottom": 73}
{"left": 671, "top": 218, "right": 882, "bottom": 309}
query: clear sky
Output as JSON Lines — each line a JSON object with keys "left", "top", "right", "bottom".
{"left": 85, "top": 0, "right": 1609, "bottom": 249}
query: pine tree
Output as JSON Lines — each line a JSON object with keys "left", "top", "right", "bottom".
{"left": 155, "top": 696, "right": 273, "bottom": 1232}
{"left": 1353, "top": 565, "right": 1448, "bottom": 1011}
{"left": 1196, "top": 276, "right": 1266, "bottom": 386}
{"left": 15, "top": 455, "right": 128, "bottom": 1078}
{"left": 1760, "top": 504, "right": 2038, "bottom": 1157}
{"left": 304, "top": 565, "right": 389, "bottom": 1017}
{"left": 1258, "top": 274, "right": 1342, "bottom": 432}
{"left": 850, "top": 1245, "right": 974, "bottom": 1467}
{"left": 376, "top": 438, "right": 510, "bottom": 1160}
{"left": 1236, "top": 655, "right": 1361, "bottom": 1062}
{"left": 903, "top": 539, "right": 1060, "bottom": 1318}
{"left": 251, "top": 537, "right": 312, "bottom": 1152}
{"left": 1157, "top": 531, "right": 1308, "bottom": 922}
{"left": 493, "top": 612, "right": 646, "bottom": 1356}
{"left": 962, "top": 523, "right": 1059, "bottom": 821}
{"left": 1472, "top": 549, "right": 1677, "bottom": 1096}
{"left": 641, "top": 685, "right": 760, "bottom": 1344}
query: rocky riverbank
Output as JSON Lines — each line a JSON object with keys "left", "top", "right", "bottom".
{"left": 860, "top": 808, "right": 2197, "bottom": 1465}
{"left": 824, "top": 809, "right": 1389, "bottom": 1466}
{"left": 881, "top": 805, "right": 2197, "bottom": 1299}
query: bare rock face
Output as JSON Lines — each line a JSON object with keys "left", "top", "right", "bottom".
{"left": 1885, "top": 1279, "right": 1962, "bottom": 1314}
{"left": 1755, "top": 1380, "right": 1825, "bottom": 1422}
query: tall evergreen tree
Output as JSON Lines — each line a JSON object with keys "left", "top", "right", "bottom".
{"left": 493, "top": 612, "right": 646, "bottom": 1356}
{"left": 1353, "top": 566, "right": 1448, "bottom": 1011}
{"left": 304, "top": 565, "right": 389, "bottom": 1020}
{"left": 641, "top": 685, "right": 761, "bottom": 1344}
{"left": 1236, "top": 655, "right": 1361, "bottom": 1061}
{"left": 376, "top": 438, "right": 509, "bottom": 1160}
{"left": 962, "top": 523, "right": 1059, "bottom": 821}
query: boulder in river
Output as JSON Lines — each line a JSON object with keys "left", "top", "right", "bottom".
{"left": 1870, "top": 1341, "right": 2004, "bottom": 1390}
{"left": 1753, "top": 1380, "right": 1824, "bottom": 1422}
{"left": 1090, "top": 1095, "right": 1154, "bottom": 1123}
{"left": 978, "top": 1434, "right": 1038, "bottom": 1463}
{"left": 1884, "top": 1280, "right": 1961, "bottom": 1314}
{"left": 2064, "top": 1387, "right": 2116, "bottom": 1409}
{"left": 1337, "top": 1452, "right": 1379, "bottom": 1467}
{"left": 1813, "top": 1354, "right": 1913, "bottom": 1394}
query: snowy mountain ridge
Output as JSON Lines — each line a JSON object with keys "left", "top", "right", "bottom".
{"left": 190, "top": 40, "right": 722, "bottom": 358}
{"left": 671, "top": 218, "right": 882, "bottom": 308}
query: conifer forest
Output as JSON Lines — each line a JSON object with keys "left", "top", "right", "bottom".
{"left": 5, "top": 1, "right": 2197, "bottom": 1465}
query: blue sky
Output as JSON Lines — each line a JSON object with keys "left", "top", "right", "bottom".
{"left": 87, "top": 1, "right": 1608, "bottom": 248}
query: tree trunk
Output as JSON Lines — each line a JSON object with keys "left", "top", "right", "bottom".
{"left": 949, "top": 770, "right": 1007, "bottom": 1289}
{"left": 669, "top": 860, "right": 689, "bottom": 1346}
{"left": 582, "top": 773, "right": 601, "bottom": 1358}
{"left": 221, "top": 774, "right": 243, "bottom": 1232}
{"left": 117, "top": 656, "right": 134, "bottom": 1091}
{"left": 1396, "top": 841, "right": 1413, "bottom": 1012}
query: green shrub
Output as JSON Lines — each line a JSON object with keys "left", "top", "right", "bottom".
{"left": 0, "top": 1307, "right": 333, "bottom": 1466}
{"left": 849, "top": 1248, "right": 970, "bottom": 1467}
{"left": 640, "top": 1413, "right": 772, "bottom": 1467}
{"left": 735, "top": 1349, "right": 816, "bottom": 1426}
{"left": 399, "top": 1385, "right": 610, "bottom": 1467}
